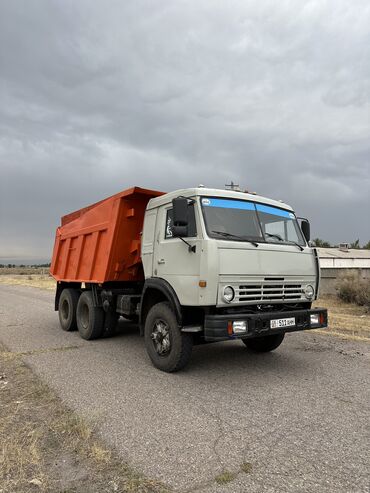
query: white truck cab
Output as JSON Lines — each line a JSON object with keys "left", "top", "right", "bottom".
{"left": 143, "top": 187, "right": 318, "bottom": 306}
{"left": 139, "top": 187, "right": 327, "bottom": 371}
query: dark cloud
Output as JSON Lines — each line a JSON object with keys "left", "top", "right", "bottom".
{"left": 1, "top": 0, "right": 369, "bottom": 260}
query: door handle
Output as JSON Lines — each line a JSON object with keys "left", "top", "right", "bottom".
{"left": 157, "top": 258, "right": 165, "bottom": 264}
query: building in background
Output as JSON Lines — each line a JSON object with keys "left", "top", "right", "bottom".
{"left": 318, "top": 246, "right": 370, "bottom": 294}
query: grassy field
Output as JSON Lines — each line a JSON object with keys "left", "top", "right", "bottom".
{"left": 0, "top": 344, "right": 168, "bottom": 493}
{"left": 0, "top": 271, "right": 55, "bottom": 290}
{"left": 1, "top": 271, "right": 369, "bottom": 341}
{"left": 313, "top": 295, "right": 370, "bottom": 340}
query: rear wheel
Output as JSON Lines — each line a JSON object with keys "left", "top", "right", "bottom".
{"left": 76, "top": 291, "right": 104, "bottom": 340}
{"left": 242, "top": 333, "right": 285, "bottom": 352}
{"left": 144, "top": 302, "right": 193, "bottom": 372}
{"left": 58, "top": 288, "right": 80, "bottom": 331}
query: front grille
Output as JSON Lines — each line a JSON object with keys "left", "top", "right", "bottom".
{"left": 236, "top": 283, "right": 303, "bottom": 302}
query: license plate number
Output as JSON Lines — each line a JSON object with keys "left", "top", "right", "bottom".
{"left": 270, "top": 317, "right": 295, "bottom": 329}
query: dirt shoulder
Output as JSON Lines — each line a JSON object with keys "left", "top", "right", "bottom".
{"left": 314, "top": 295, "right": 370, "bottom": 340}
{"left": 0, "top": 344, "right": 169, "bottom": 493}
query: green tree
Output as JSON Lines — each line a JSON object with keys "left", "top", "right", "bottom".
{"left": 350, "top": 239, "right": 360, "bottom": 249}
{"left": 363, "top": 241, "right": 370, "bottom": 249}
{"left": 313, "top": 238, "right": 331, "bottom": 248}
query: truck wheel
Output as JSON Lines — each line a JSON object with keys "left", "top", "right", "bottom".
{"left": 58, "top": 288, "right": 80, "bottom": 331}
{"left": 144, "top": 302, "right": 193, "bottom": 372}
{"left": 242, "top": 333, "right": 285, "bottom": 352}
{"left": 76, "top": 291, "right": 104, "bottom": 340}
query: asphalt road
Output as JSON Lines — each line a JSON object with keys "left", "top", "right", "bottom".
{"left": 0, "top": 284, "right": 369, "bottom": 493}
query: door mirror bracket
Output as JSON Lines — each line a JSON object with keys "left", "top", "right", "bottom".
{"left": 180, "top": 237, "right": 196, "bottom": 253}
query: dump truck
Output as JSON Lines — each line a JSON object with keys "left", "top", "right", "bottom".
{"left": 50, "top": 185, "right": 327, "bottom": 372}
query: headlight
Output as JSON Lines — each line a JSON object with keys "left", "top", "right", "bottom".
{"left": 310, "top": 314, "right": 319, "bottom": 325}
{"left": 232, "top": 320, "right": 247, "bottom": 334}
{"left": 222, "top": 286, "right": 235, "bottom": 303}
{"left": 304, "top": 285, "right": 314, "bottom": 299}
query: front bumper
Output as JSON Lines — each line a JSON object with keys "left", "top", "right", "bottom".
{"left": 204, "top": 307, "right": 328, "bottom": 342}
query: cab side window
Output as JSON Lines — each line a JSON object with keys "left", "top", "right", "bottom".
{"left": 165, "top": 204, "right": 197, "bottom": 239}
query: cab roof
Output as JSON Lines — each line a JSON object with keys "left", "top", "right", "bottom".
{"left": 146, "top": 187, "right": 294, "bottom": 212}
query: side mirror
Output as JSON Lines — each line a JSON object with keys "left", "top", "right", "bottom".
{"left": 300, "top": 219, "right": 310, "bottom": 242}
{"left": 172, "top": 197, "right": 189, "bottom": 237}
{"left": 172, "top": 225, "right": 188, "bottom": 237}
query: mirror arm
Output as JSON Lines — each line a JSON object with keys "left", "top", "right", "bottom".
{"left": 178, "top": 236, "right": 196, "bottom": 253}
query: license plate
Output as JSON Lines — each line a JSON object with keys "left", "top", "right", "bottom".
{"left": 270, "top": 317, "right": 295, "bottom": 329}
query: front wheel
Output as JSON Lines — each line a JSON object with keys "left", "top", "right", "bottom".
{"left": 144, "top": 302, "right": 193, "bottom": 372}
{"left": 242, "top": 333, "right": 285, "bottom": 352}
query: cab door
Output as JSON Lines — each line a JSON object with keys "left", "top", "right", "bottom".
{"left": 141, "top": 208, "right": 158, "bottom": 278}
{"left": 153, "top": 203, "right": 201, "bottom": 306}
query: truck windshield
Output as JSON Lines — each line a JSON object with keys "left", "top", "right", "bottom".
{"left": 201, "top": 197, "right": 306, "bottom": 246}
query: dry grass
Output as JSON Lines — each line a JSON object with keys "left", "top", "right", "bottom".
{"left": 0, "top": 267, "right": 55, "bottom": 291}
{"left": 314, "top": 295, "right": 370, "bottom": 340}
{"left": 336, "top": 271, "right": 370, "bottom": 308}
{"left": 240, "top": 462, "right": 253, "bottom": 474}
{"left": 0, "top": 274, "right": 56, "bottom": 290}
{"left": 0, "top": 267, "right": 49, "bottom": 275}
{"left": 215, "top": 471, "right": 237, "bottom": 484}
{"left": 0, "top": 344, "right": 169, "bottom": 493}
{"left": 213, "top": 463, "right": 253, "bottom": 485}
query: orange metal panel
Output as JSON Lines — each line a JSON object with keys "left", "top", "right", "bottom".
{"left": 50, "top": 186, "right": 164, "bottom": 283}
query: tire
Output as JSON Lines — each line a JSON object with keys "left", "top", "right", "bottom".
{"left": 144, "top": 302, "right": 193, "bottom": 372}
{"left": 58, "top": 288, "right": 80, "bottom": 331}
{"left": 242, "top": 333, "right": 285, "bottom": 352}
{"left": 102, "top": 311, "right": 120, "bottom": 338}
{"left": 76, "top": 291, "right": 105, "bottom": 340}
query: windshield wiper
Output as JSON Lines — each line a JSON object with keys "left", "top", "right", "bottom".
{"left": 265, "top": 233, "right": 304, "bottom": 251}
{"left": 211, "top": 230, "right": 259, "bottom": 247}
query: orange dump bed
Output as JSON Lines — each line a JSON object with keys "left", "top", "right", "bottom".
{"left": 50, "top": 187, "right": 164, "bottom": 283}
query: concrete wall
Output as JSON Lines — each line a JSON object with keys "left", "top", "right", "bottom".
{"left": 319, "top": 268, "right": 370, "bottom": 295}
{"left": 320, "top": 258, "right": 370, "bottom": 269}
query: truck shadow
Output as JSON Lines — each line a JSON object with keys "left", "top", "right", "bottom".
{"left": 189, "top": 341, "right": 309, "bottom": 376}
{"left": 113, "top": 319, "right": 311, "bottom": 376}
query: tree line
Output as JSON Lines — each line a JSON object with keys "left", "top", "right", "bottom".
{"left": 0, "top": 263, "right": 51, "bottom": 268}
{"left": 313, "top": 239, "right": 370, "bottom": 249}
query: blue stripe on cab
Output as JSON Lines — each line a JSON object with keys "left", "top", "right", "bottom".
{"left": 255, "top": 204, "right": 292, "bottom": 218}
{"left": 202, "top": 198, "right": 255, "bottom": 210}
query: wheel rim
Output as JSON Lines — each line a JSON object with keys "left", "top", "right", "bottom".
{"left": 80, "top": 302, "right": 89, "bottom": 330}
{"left": 151, "top": 319, "right": 171, "bottom": 356}
{"left": 60, "top": 299, "right": 70, "bottom": 321}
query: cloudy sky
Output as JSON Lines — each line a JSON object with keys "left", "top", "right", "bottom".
{"left": 0, "top": 0, "right": 369, "bottom": 262}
